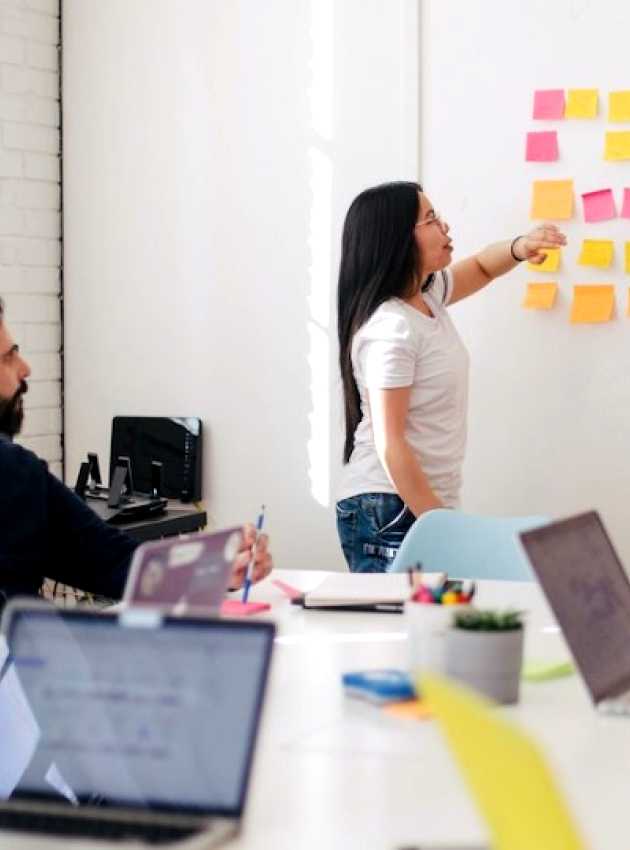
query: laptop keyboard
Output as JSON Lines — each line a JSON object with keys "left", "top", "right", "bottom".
{"left": 599, "top": 690, "right": 630, "bottom": 716}
{"left": 0, "top": 808, "right": 200, "bottom": 844}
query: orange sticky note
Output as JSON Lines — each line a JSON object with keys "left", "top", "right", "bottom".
{"left": 522, "top": 283, "right": 558, "bottom": 310}
{"left": 383, "top": 699, "right": 432, "bottom": 720}
{"left": 609, "top": 91, "right": 630, "bottom": 122}
{"left": 625, "top": 243, "right": 630, "bottom": 275}
{"left": 570, "top": 285, "right": 615, "bottom": 323}
{"left": 604, "top": 131, "right": 630, "bottom": 161}
{"left": 565, "top": 88, "right": 598, "bottom": 118}
{"left": 531, "top": 180, "right": 574, "bottom": 220}
{"left": 578, "top": 239, "right": 614, "bottom": 269}
{"left": 527, "top": 247, "right": 560, "bottom": 272}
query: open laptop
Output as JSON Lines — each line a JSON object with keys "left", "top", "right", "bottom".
{"left": 0, "top": 600, "right": 275, "bottom": 844}
{"left": 519, "top": 510, "right": 630, "bottom": 715}
{"left": 122, "top": 527, "right": 243, "bottom": 615}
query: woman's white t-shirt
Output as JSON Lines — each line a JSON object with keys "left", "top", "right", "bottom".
{"left": 337, "top": 268, "right": 469, "bottom": 508}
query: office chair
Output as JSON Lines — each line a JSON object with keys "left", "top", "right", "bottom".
{"left": 389, "top": 509, "right": 549, "bottom": 581}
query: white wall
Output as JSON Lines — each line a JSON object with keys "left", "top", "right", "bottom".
{"left": 0, "top": 0, "right": 61, "bottom": 473}
{"left": 421, "top": 0, "right": 630, "bottom": 560}
{"left": 62, "top": 0, "right": 419, "bottom": 570}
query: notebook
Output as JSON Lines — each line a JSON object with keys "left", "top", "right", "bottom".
{"left": 519, "top": 510, "right": 630, "bottom": 715}
{"left": 302, "top": 571, "right": 445, "bottom": 611}
{"left": 0, "top": 600, "right": 275, "bottom": 845}
{"left": 123, "top": 527, "right": 243, "bottom": 615}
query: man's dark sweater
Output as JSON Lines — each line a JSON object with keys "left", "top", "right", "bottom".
{"left": 0, "top": 435, "right": 138, "bottom": 605}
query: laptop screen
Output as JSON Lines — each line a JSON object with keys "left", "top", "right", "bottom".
{"left": 520, "top": 511, "right": 630, "bottom": 703}
{"left": 0, "top": 608, "right": 274, "bottom": 817}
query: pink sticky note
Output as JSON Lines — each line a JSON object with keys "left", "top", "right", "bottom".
{"left": 526, "top": 131, "right": 559, "bottom": 162}
{"left": 581, "top": 189, "right": 616, "bottom": 222}
{"left": 533, "top": 89, "right": 565, "bottom": 120}
{"left": 621, "top": 188, "right": 630, "bottom": 219}
{"left": 221, "top": 599, "right": 271, "bottom": 617}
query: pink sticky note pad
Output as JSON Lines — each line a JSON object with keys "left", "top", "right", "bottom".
{"left": 221, "top": 600, "right": 271, "bottom": 617}
{"left": 526, "top": 131, "right": 559, "bottom": 161}
{"left": 533, "top": 89, "right": 565, "bottom": 120}
{"left": 582, "top": 189, "right": 616, "bottom": 222}
{"left": 621, "top": 188, "right": 630, "bottom": 219}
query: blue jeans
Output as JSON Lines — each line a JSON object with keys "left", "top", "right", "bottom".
{"left": 336, "top": 493, "right": 415, "bottom": 573}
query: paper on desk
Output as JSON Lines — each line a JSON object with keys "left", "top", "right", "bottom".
{"left": 421, "top": 674, "right": 587, "bottom": 850}
{"left": 0, "top": 664, "right": 41, "bottom": 799}
{"left": 304, "top": 571, "right": 444, "bottom": 607}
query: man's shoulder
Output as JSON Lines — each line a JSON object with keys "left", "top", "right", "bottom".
{"left": 0, "top": 436, "right": 46, "bottom": 476}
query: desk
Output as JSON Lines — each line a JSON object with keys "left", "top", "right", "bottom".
{"left": 87, "top": 498, "right": 207, "bottom": 543}
{"left": 3, "top": 571, "right": 630, "bottom": 849}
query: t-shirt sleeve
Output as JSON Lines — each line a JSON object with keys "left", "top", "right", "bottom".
{"left": 353, "top": 310, "right": 416, "bottom": 389}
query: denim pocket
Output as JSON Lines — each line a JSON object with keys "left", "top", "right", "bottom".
{"left": 360, "top": 493, "right": 413, "bottom": 538}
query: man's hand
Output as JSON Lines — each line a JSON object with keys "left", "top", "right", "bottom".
{"left": 229, "top": 524, "right": 273, "bottom": 589}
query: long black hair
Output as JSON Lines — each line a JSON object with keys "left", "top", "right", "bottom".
{"left": 337, "top": 181, "right": 429, "bottom": 463}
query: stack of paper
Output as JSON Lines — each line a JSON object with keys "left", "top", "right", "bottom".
{"left": 303, "top": 572, "right": 445, "bottom": 608}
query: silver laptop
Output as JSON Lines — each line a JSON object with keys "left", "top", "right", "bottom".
{"left": 519, "top": 510, "right": 630, "bottom": 716}
{"left": 0, "top": 600, "right": 275, "bottom": 844}
{"left": 122, "top": 527, "right": 242, "bottom": 615}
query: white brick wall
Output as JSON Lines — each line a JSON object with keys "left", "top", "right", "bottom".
{"left": 0, "top": 0, "right": 60, "bottom": 473}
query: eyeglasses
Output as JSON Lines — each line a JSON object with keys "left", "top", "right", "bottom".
{"left": 414, "top": 210, "right": 446, "bottom": 229}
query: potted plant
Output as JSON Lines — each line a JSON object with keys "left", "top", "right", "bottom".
{"left": 444, "top": 609, "right": 525, "bottom": 704}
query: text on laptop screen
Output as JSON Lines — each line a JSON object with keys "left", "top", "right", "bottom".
{"left": 2, "top": 611, "right": 273, "bottom": 816}
{"left": 520, "top": 511, "right": 630, "bottom": 703}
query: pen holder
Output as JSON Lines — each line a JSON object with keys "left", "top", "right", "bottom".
{"left": 404, "top": 600, "right": 471, "bottom": 677}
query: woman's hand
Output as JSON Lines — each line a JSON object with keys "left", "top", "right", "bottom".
{"left": 514, "top": 223, "right": 567, "bottom": 264}
{"left": 229, "top": 524, "right": 273, "bottom": 589}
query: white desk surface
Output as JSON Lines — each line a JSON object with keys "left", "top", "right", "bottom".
{"left": 3, "top": 569, "right": 630, "bottom": 850}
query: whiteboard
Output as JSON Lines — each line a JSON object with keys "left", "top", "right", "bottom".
{"left": 421, "top": 0, "right": 630, "bottom": 562}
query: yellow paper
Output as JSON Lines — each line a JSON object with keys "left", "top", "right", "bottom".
{"left": 522, "top": 283, "right": 558, "bottom": 310}
{"left": 570, "top": 285, "right": 615, "bottom": 323}
{"left": 578, "top": 239, "right": 614, "bottom": 269}
{"left": 531, "top": 180, "right": 574, "bottom": 220}
{"left": 421, "top": 674, "right": 587, "bottom": 850}
{"left": 625, "top": 242, "right": 630, "bottom": 275}
{"left": 565, "top": 88, "right": 598, "bottom": 118}
{"left": 382, "top": 699, "right": 432, "bottom": 720}
{"left": 604, "top": 131, "right": 630, "bottom": 160}
{"left": 527, "top": 247, "right": 560, "bottom": 272}
{"left": 609, "top": 90, "right": 630, "bottom": 122}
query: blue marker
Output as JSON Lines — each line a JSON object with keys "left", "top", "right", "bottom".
{"left": 242, "top": 505, "right": 265, "bottom": 603}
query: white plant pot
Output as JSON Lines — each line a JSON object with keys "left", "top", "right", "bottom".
{"left": 444, "top": 627, "right": 525, "bottom": 705}
{"left": 405, "top": 601, "right": 471, "bottom": 677}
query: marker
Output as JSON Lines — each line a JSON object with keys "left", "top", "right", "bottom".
{"left": 242, "top": 505, "right": 265, "bottom": 603}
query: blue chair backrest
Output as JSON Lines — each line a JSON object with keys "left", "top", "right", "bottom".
{"left": 388, "top": 509, "right": 549, "bottom": 581}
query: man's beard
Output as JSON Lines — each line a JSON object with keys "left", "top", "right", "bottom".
{"left": 0, "top": 381, "right": 28, "bottom": 438}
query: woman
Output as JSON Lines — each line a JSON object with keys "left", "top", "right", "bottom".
{"left": 336, "top": 181, "right": 565, "bottom": 572}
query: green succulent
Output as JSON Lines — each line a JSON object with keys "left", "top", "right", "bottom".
{"left": 454, "top": 609, "right": 523, "bottom": 632}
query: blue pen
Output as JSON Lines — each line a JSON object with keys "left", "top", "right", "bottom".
{"left": 242, "top": 505, "right": 265, "bottom": 603}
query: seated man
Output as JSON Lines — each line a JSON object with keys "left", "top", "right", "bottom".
{"left": 0, "top": 297, "right": 272, "bottom": 606}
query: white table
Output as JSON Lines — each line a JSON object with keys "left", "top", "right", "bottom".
{"left": 3, "top": 570, "right": 630, "bottom": 849}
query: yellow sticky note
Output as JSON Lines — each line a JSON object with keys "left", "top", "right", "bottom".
{"left": 604, "top": 131, "right": 630, "bottom": 160}
{"left": 522, "top": 283, "right": 558, "bottom": 310}
{"left": 421, "top": 674, "right": 587, "bottom": 850}
{"left": 530, "top": 180, "right": 574, "bottom": 220}
{"left": 625, "top": 242, "right": 630, "bottom": 274}
{"left": 527, "top": 247, "right": 560, "bottom": 272}
{"left": 565, "top": 88, "right": 598, "bottom": 118}
{"left": 570, "top": 285, "right": 615, "bottom": 323}
{"left": 578, "top": 239, "right": 614, "bottom": 269}
{"left": 609, "top": 90, "right": 630, "bottom": 122}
